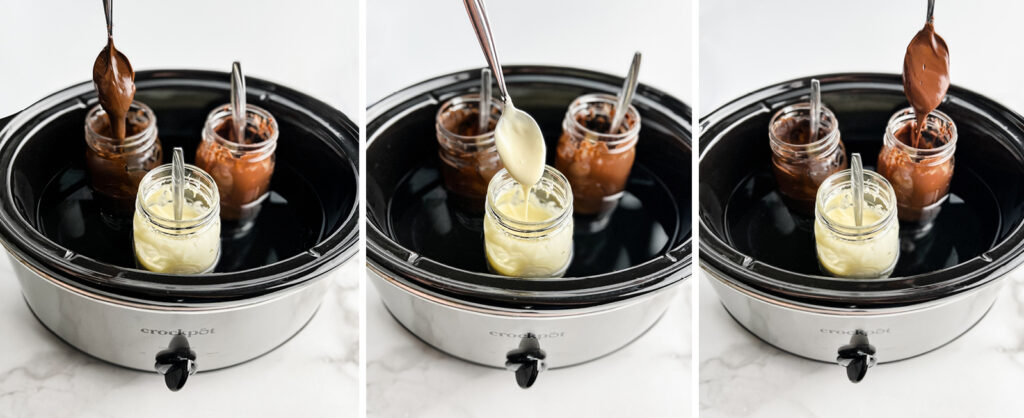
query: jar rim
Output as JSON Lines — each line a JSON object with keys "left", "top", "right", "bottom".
{"left": 884, "top": 107, "right": 958, "bottom": 157}
{"left": 768, "top": 102, "right": 840, "bottom": 152}
{"left": 85, "top": 101, "right": 158, "bottom": 150}
{"left": 203, "top": 104, "right": 279, "bottom": 153}
{"left": 565, "top": 93, "right": 641, "bottom": 143}
{"left": 135, "top": 163, "right": 221, "bottom": 231}
{"left": 814, "top": 169, "right": 898, "bottom": 237}
{"left": 485, "top": 166, "right": 574, "bottom": 235}
{"left": 435, "top": 93, "right": 504, "bottom": 144}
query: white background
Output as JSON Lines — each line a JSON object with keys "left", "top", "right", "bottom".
{"left": 701, "top": 0, "right": 1024, "bottom": 115}
{"left": 368, "top": 0, "right": 691, "bottom": 105}
{"left": 0, "top": 0, "right": 359, "bottom": 117}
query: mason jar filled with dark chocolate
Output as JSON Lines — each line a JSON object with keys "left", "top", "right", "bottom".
{"left": 877, "top": 108, "right": 956, "bottom": 226}
{"left": 84, "top": 101, "right": 163, "bottom": 212}
{"left": 435, "top": 93, "right": 504, "bottom": 212}
{"left": 769, "top": 103, "right": 846, "bottom": 215}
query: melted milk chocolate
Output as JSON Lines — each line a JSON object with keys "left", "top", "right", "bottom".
{"left": 902, "top": 21, "right": 949, "bottom": 148}
{"left": 92, "top": 36, "right": 135, "bottom": 140}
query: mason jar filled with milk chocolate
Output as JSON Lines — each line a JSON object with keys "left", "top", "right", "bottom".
{"left": 769, "top": 103, "right": 847, "bottom": 215}
{"left": 195, "top": 103, "right": 279, "bottom": 227}
{"left": 877, "top": 108, "right": 956, "bottom": 227}
{"left": 555, "top": 93, "right": 640, "bottom": 229}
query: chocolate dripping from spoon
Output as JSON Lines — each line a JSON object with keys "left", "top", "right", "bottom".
{"left": 902, "top": 0, "right": 949, "bottom": 148}
{"left": 91, "top": 0, "right": 136, "bottom": 141}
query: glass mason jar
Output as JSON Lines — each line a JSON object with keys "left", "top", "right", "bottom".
{"left": 84, "top": 101, "right": 163, "bottom": 211}
{"left": 555, "top": 93, "right": 640, "bottom": 222}
{"left": 814, "top": 169, "right": 900, "bottom": 279}
{"left": 876, "top": 107, "right": 956, "bottom": 225}
{"left": 196, "top": 104, "right": 279, "bottom": 224}
{"left": 436, "top": 93, "right": 504, "bottom": 212}
{"left": 769, "top": 103, "right": 847, "bottom": 215}
{"left": 133, "top": 163, "right": 222, "bottom": 274}
{"left": 483, "top": 166, "right": 574, "bottom": 278}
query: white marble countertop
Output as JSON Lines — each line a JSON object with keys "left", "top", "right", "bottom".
{"left": 699, "top": 271, "right": 1024, "bottom": 418}
{"left": 367, "top": 280, "right": 692, "bottom": 418}
{"left": 0, "top": 254, "right": 362, "bottom": 418}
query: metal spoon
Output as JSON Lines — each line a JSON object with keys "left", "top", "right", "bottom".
{"left": 479, "top": 68, "right": 492, "bottom": 133}
{"left": 809, "top": 79, "right": 821, "bottom": 143}
{"left": 230, "top": 62, "right": 246, "bottom": 144}
{"left": 462, "top": 0, "right": 509, "bottom": 103}
{"left": 851, "top": 153, "right": 864, "bottom": 227}
{"left": 103, "top": 0, "right": 113, "bottom": 37}
{"left": 926, "top": 0, "right": 935, "bottom": 23}
{"left": 172, "top": 147, "right": 185, "bottom": 221}
{"left": 610, "top": 51, "right": 642, "bottom": 134}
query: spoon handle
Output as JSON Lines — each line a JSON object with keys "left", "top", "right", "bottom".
{"left": 809, "top": 79, "right": 821, "bottom": 143}
{"left": 103, "top": 0, "right": 113, "bottom": 37}
{"left": 480, "top": 68, "right": 492, "bottom": 133}
{"left": 172, "top": 147, "right": 185, "bottom": 221}
{"left": 610, "top": 51, "right": 642, "bottom": 134}
{"left": 231, "top": 62, "right": 247, "bottom": 143}
{"left": 852, "top": 153, "right": 864, "bottom": 227}
{"left": 463, "top": 0, "right": 509, "bottom": 102}
{"left": 926, "top": 0, "right": 935, "bottom": 23}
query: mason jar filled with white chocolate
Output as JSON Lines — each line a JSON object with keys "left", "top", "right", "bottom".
{"left": 133, "top": 161, "right": 222, "bottom": 274}
{"left": 813, "top": 166, "right": 899, "bottom": 279}
{"left": 483, "top": 166, "right": 574, "bottom": 278}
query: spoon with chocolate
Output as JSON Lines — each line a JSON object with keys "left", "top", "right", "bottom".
{"left": 902, "top": 0, "right": 949, "bottom": 148}
{"left": 92, "top": 0, "right": 135, "bottom": 141}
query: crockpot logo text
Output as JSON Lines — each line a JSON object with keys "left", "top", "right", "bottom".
{"left": 140, "top": 328, "right": 215, "bottom": 337}
{"left": 489, "top": 331, "right": 565, "bottom": 339}
{"left": 819, "top": 328, "right": 890, "bottom": 335}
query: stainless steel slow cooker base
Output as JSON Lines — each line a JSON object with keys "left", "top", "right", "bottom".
{"left": 12, "top": 251, "right": 332, "bottom": 372}
{"left": 703, "top": 267, "right": 1001, "bottom": 365}
{"left": 370, "top": 265, "right": 680, "bottom": 369}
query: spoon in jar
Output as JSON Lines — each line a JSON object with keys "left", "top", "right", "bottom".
{"left": 463, "top": 0, "right": 546, "bottom": 198}
{"left": 479, "top": 68, "right": 492, "bottom": 133}
{"left": 809, "top": 79, "right": 821, "bottom": 143}
{"left": 851, "top": 153, "right": 864, "bottom": 226}
{"left": 230, "top": 61, "right": 247, "bottom": 144}
{"left": 172, "top": 147, "right": 185, "bottom": 221}
{"left": 609, "top": 51, "right": 642, "bottom": 134}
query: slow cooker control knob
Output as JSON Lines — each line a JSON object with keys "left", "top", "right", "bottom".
{"left": 155, "top": 335, "right": 198, "bottom": 392}
{"left": 836, "top": 330, "right": 876, "bottom": 383}
{"left": 505, "top": 333, "right": 547, "bottom": 389}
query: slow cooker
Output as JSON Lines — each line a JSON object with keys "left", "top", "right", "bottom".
{"left": 700, "top": 73, "right": 1024, "bottom": 382}
{"left": 367, "top": 66, "right": 691, "bottom": 388}
{"left": 0, "top": 70, "right": 359, "bottom": 391}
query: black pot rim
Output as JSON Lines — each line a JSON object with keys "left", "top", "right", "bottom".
{"left": 367, "top": 65, "right": 692, "bottom": 309}
{"left": 0, "top": 69, "right": 360, "bottom": 305}
{"left": 699, "top": 72, "right": 1024, "bottom": 308}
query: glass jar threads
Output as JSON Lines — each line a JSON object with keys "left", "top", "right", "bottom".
{"left": 195, "top": 103, "right": 279, "bottom": 224}
{"left": 814, "top": 168, "right": 900, "bottom": 279}
{"left": 769, "top": 103, "right": 847, "bottom": 215}
{"left": 877, "top": 107, "right": 956, "bottom": 225}
{"left": 483, "top": 166, "right": 574, "bottom": 278}
{"left": 133, "top": 163, "right": 221, "bottom": 274}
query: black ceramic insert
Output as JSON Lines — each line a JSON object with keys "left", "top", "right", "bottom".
{"left": 700, "top": 74, "right": 1024, "bottom": 308}
{"left": 368, "top": 66, "right": 691, "bottom": 308}
{"left": 0, "top": 70, "right": 359, "bottom": 303}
